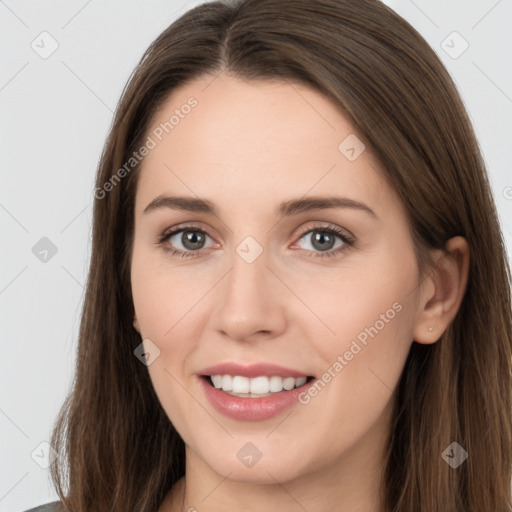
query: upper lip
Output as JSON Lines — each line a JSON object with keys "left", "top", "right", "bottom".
{"left": 199, "top": 362, "right": 312, "bottom": 379}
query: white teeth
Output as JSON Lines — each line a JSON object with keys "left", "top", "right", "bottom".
{"left": 221, "top": 375, "right": 233, "bottom": 391}
{"left": 211, "top": 375, "right": 223, "bottom": 389}
{"left": 208, "top": 375, "right": 309, "bottom": 396}
{"left": 232, "top": 376, "right": 250, "bottom": 394}
{"left": 269, "top": 375, "right": 283, "bottom": 392}
{"left": 295, "top": 376, "right": 307, "bottom": 388}
{"left": 283, "top": 377, "right": 296, "bottom": 390}
{"left": 250, "top": 376, "right": 269, "bottom": 394}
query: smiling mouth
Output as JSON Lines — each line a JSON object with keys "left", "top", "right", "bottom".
{"left": 201, "top": 374, "right": 315, "bottom": 398}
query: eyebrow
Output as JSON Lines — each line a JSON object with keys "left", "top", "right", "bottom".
{"left": 143, "top": 195, "right": 377, "bottom": 219}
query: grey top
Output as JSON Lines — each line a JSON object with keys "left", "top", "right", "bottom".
{"left": 23, "top": 502, "right": 62, "bottom": 512}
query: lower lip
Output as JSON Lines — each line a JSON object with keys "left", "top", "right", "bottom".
{"left": 199, "top": 376, "right": 314, "bottom": 422}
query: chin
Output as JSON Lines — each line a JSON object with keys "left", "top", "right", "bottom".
{"left": 191, "top": 437, "right": 315, "bottom": 485}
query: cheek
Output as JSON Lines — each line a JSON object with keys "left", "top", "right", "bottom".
{"left": 299, "top": 250, "right": 417, "bottom": 414}
{"left": 131, "top": 265, "right": 196, "bottom": 384}
{"left": 130, "top": 247, "right": 206, "bottom": 403}
{"left": 289, "top": 293, "right": 415, "bottom": 472}
{"left": 131, "top": 246, "right": 199, "bottom": 338}
{"left": 298, "top": 252, "right": 416, "bottom": 358}
{"left": 131, "top": 254, "right": 198, "bottom": 438}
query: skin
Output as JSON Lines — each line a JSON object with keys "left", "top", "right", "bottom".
{"left": 130, "top": 73, "right": 469, "bottom": 512}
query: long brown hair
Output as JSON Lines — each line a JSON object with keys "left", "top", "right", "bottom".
{"left": 49, "top": 0, "right": 512, "bottom": 510}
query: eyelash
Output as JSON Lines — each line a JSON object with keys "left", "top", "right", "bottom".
{"left": 156, "top": 223, "right": 356, "bottom": 260}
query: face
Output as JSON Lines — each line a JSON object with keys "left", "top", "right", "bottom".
{"left": 130, "top": 74, "right": 424, "bottom": 485}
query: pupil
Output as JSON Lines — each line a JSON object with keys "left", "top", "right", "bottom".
{"left": 183, "top": 231, "right": 204, "bottom": 250}
{"left": 313, "top": 231, "right": 334, "bottom": 251}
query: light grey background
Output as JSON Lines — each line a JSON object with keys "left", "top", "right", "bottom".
{"left": 1, "top": 1, "right": 510, "bottom": 510}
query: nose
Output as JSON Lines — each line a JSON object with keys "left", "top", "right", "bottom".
{"left": 211, "top": 247, "right": 288, "bottom": 343}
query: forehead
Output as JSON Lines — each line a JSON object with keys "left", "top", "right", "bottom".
{"left": 135, "top": 74, "right": 397, "bottom": 216}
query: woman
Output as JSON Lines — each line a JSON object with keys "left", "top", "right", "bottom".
{"left": 27, "top": 0, "right": 512, "bottom": 510}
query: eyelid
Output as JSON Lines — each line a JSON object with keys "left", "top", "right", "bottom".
{"left": 158, "top": 221, "right": 217, "bottom": 242}
{"left": 158, "top": 221, "right": 354, "bottom": 243}
{"left": 293, "top": 222, "right": 355, "bottom": 245}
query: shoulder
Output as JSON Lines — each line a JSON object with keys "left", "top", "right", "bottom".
{"left": 23, "top": 501, "right": 62, "bottom": 512}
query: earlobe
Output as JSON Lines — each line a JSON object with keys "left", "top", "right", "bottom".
{"left": 413, "top": 236, "right": 470, "bottom": 344}
{"left": 133, "top": 315, "right": 140, "bottom": 333}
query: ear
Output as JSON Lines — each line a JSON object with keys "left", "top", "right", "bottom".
{"left": 413, "top": 236, "right": 470, "bottom": 344}
{"left": 133, "top": 314, "right": 140, "bottom": 333}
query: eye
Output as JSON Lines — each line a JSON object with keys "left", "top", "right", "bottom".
{"left": 157, "top": 225, "right": 215, "bottom": 258}
{"left": 156, "top": 223, "right": 355, "bottom": 259}
{"left": 294, "top": 223, "right": 355, "bottom": 259}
